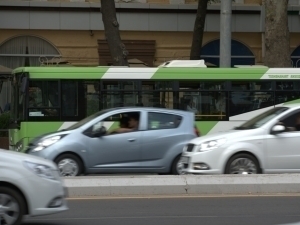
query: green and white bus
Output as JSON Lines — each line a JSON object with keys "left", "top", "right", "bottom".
{"left": 8, "top": 60, "right": 300, "bottom": 152}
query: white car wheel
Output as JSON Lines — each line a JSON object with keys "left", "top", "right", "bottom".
{"left": 0, "top": 187, "right": 25, "bottom": 225}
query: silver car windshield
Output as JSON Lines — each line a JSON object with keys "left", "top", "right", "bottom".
{"left": 66, "top": 109, "right": 113, "bottom": 130}
{"left": 234, "top": 107, "right": 289, "bottom": 130}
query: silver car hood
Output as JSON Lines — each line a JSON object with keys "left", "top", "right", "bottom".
{"left": 189, "top": 128, "right": 263, "bottom": 145}
{"left": 0, "top": 148, "right": 57, "bottom": 168}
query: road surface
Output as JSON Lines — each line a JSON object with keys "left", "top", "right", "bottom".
{"left": 24, "top": 195, "right": 300, "bottom": 225}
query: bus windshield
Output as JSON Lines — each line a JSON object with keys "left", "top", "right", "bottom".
{"left": 234, "top": 107, "right": 289, "bottom": 130}
{"left": 10, "top": 73, "right": 26, "bottom": 124}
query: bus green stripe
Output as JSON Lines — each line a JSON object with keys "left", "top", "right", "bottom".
{"left": 151, "top": 68, "right": 268, "bottom": 80}
{"left": 15, "top": 67, "right": 110, "bottom": 79}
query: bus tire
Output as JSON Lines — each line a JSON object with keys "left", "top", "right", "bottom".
{"left": 55, "top": 154, "right": 83, "bottom": 177}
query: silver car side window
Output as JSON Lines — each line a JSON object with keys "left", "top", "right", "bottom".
{"left": 92, "top": 121, "right": 103, "bottom": 132}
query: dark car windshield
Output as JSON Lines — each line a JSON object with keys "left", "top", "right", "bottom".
{"left": 234, "top": 107, "right": 289, "bottom": 130}
{"left": 66, "top": 109, "right": 113, "bottom": 130}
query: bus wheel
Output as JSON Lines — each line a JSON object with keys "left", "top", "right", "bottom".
{"left": 55, "top": 154, "right": 83, "bottom": 177}
{"left": 225, "top": 153, "right": 260, "bottom": 174}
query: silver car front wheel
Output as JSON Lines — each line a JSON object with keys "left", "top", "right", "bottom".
{"left": 55, "top": 154, "right": 83, "bottom": 177}
{"left": 0, "top": 187, "right": 25, "bottom": 225}
{"left": 225, "top": 154, "right": 260, "bottom": 174}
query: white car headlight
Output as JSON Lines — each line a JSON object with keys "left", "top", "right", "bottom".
{"left": 24, "top": 161, "right": 56, "bottom": 180}
{"left": 197, "top": 138, "right": 227, "bottom": 152}
{"left": 32, "top": 136, "right": 62, "bottom": 152}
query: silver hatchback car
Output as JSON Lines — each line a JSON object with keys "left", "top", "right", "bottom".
{"left": 26, "top": 107, "right": 197, "bottom": 176}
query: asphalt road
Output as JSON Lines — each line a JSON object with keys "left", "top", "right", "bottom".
{"left": 24, "top": 195, "right": 300, "bottom": 225}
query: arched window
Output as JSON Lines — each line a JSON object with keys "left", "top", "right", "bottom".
{"left": 0, "top": 35, "right": 60, "bottom": 69}
{"left": 201, "top": 39, "right": 255, "bottom": 67}
{"left": 291, "top": 46, "right": 300, "bottom": 68}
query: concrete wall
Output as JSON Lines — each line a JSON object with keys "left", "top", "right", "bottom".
{"left": 0, "top": 30, "right": 266, "bottom": 66}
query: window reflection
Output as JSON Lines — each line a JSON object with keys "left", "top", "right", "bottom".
{"left": 85, "top": 81, "right": 100, "bottom": 116}
{"left": 62, "top": 81, "right": 78, "bottom": 117}
{"left": 141, "top": 81, "right": 174, "bottom": 108}
{"left": 179, "top": 81, "right": 225, "bottom": 90}
{"left": 275, "top": 92, "right": 300, "bottom": 104}
{"left": 230, "top": 91, "right": 273, "bottom": 116}
{"left": 101, "top": 91, "right": 139, "bottom": 109}
{"left": 102, "top": 81, "right": 139, "bottom": 90}
{"left": 276, "top": 82, "right": 300, "bottom": 90}
{"left": 179, "top": 92, "right": 227, "bottom": 121}
{"left": 28, "top": 81, "right": 59, "bottom": 108}
{"left": 232, "top": 81, "right": 272, "bottom": 91}
{"left": 28, "top": 80, "right": 59, "bottom": 118}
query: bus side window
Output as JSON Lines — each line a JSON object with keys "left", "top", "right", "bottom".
{"left": 230, "top": 91, "right": 273, "bottom": 117}
{"left": 61, "top": 81, "right": 78, "bottom": 117}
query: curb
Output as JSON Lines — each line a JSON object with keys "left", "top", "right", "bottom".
{"left": 63, "top": 174, "right": 300, "bottom": 197}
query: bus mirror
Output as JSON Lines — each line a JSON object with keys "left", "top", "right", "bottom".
{"left": 9, "top": 120, "right": 20, "bottom": 130}
{"left": 21, "top": 77, "right": 28, "bottom": 93}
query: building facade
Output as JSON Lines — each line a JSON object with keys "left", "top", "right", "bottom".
{"left": 1, "top": 0, "right": 300, "bottom": 68}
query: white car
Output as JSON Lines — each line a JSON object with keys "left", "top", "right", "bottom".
{"left": 0, "top": 148, "right": 68, "bottom": 225}
{"left": 181, "top": 103, "right": 300, "bottom": 175}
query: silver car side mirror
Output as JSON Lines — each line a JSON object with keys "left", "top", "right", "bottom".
{"left": 271, "top": 125, "right": 285, "bottom": 134}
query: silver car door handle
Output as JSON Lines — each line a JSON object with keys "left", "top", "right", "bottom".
{"left": 128, "top": 138, "right": 136, "bottom": 142}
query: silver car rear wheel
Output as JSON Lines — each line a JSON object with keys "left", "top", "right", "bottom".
{"left": 0, "top": 187, "right": 25, "bottom": 225}
{"left": 225, "top": 154, "right": 260, "bottom": 174}
{"left": 171, "top": 155, "right": 186, "bottom": 175}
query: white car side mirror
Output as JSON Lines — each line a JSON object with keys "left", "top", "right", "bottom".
{"left": 271, "top": 125, "right": 285, "bottom": 134}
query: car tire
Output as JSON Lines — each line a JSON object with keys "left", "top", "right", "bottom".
{"left": 171, "top": 155, "right": 185, "bottom": 175}
{"left": 55, "top": 154, "right": 83, "bottom": 177}
{"left": 0, "top": 186, "right": 25, "bottom": 225}
{"left": 225, "top": 153, "right": 261, "bottom": 174}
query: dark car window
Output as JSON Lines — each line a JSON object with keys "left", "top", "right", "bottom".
{"left": 148, "top": 112, "right": 182, "bottom": 130}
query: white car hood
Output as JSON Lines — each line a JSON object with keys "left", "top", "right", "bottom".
{"left": 190, "top": 128, "right": 261, "bottom": 145}
{"left": 0, "top": 148, "right": 57, "bottom": 168}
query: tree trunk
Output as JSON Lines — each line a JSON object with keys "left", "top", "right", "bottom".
{"left": 264, "top": 0, "right": 290, "bottom": 67}
{"left": 100, "top": 0, "right": 129, "bottom": 66}
{"left": 190, "top": 0, "right": 209, "bottom": 60}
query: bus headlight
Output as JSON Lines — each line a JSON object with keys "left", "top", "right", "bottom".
{"left": 197, "top": 138, "right": 227, "bottom": 152}
{"left": 32, "top": 136, "right": 62, "bottom": 152}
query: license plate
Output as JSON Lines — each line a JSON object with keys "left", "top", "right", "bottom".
{"left": 180, "top": 156, "right": 189, "bottom": 164}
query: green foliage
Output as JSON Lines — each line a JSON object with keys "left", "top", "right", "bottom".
{"left": 0, "top": 112, "right": 10, "bottom": 137}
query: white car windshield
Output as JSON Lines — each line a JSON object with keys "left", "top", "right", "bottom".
{"left": 234, "top": 107, "right": 289, "bottom": 130}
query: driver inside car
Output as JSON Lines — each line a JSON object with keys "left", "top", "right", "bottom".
{"left": 109, "top": 113, "right": 139, "bottom": 134}
{"left": 109, "top": 116, "right": 129, "bottom": 135}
